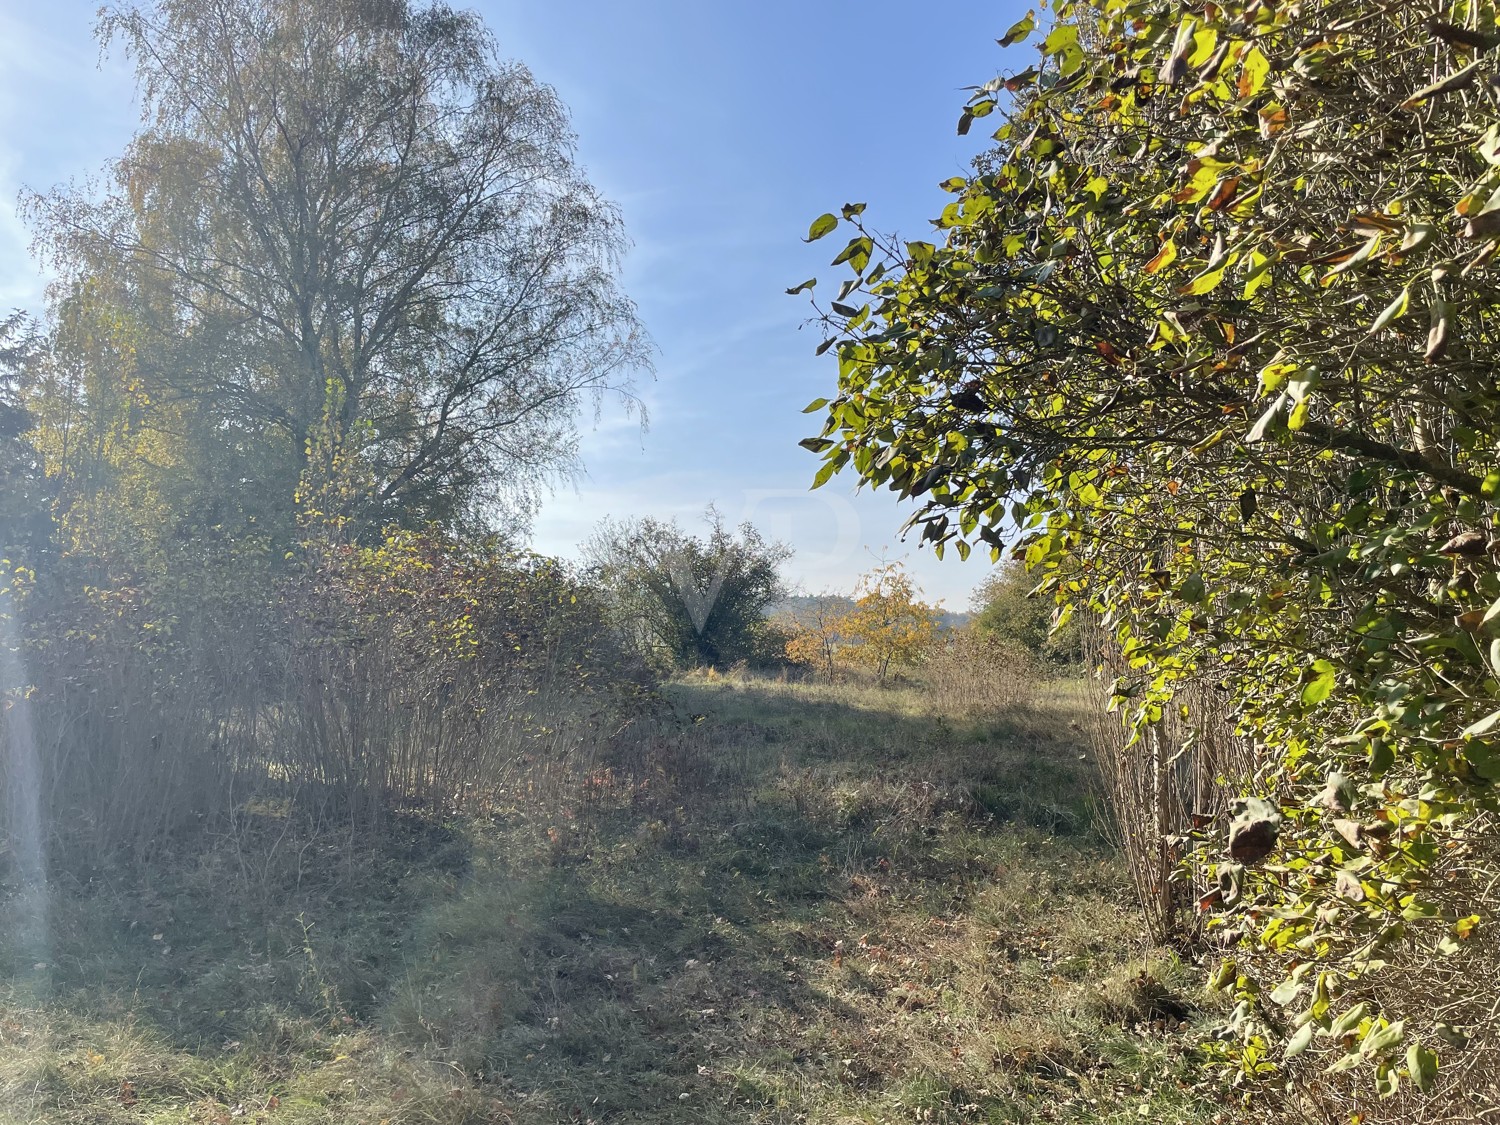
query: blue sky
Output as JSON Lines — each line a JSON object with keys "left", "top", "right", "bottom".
{"left": 0, "top": 1, "right": 1031, "bottom": 608}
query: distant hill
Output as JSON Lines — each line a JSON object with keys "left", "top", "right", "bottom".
{"left": 770, "top": 594, "right": 855, "bottom": 618}
{"left": 769, "top": 595, "right": 971, "bottom": 631}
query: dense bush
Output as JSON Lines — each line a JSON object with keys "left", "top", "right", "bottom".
{"left": 585, "top": 509, "right": 793, "bottom": 671}
{"left": 0, "top": 0, "right": 656, "bottom": 866}
{"left": 0, "top": 525, "right": 648, "bottom": 857}
{"left": 800, "top": 0, "right": 1500, "bottom": 1110}
{"left": 971, "top": 559, "right": 1082, "bottom": 664}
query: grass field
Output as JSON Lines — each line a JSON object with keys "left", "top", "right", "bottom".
{"left": 0, "top": 671, "right": 1235, "bottom": 1124}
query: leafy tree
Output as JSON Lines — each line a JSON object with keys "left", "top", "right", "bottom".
{"left": 839, "top": 562, "right": 939, "bottom": 682}
{"left": 781, "top": 594, "right": 850, "bottom": 682}
{"left": 26, "top": 0, "right": 649, "bottom": 543}
{"left": 971, "top": 559, "right": 1080, "bottom": 664}
{"left": 585, "top": 510, "right": 792, "bottom": 671}
{"left": 799, "top": 0, "right": 1500, "bottom": 1101}
{"left": 0, "top": 315, "right": 49, "bottom": 561}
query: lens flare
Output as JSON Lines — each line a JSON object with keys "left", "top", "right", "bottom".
{"left": 0, "top": 580, "right": 48, "bottom": 986}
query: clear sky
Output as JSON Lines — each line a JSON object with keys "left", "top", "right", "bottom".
{"left": 0, "top": 0, "right": 1031, "bottom": 609}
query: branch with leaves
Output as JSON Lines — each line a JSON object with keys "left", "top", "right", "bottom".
{"left": 798, "top": 0, "right": 1500, "bottom": 1108}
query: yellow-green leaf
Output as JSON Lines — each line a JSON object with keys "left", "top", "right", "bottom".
{"left": 999, "top": 11, "right": 1036, "bottom": 47}
{"left": 1370, "top": 287, "right": 1410, "bottom": 333}
{"left": 1243, "top": 249, "right": 1275, "bottom": 299}
{"left": 1238, "top": 46, "right": 1271, "bottom": 99}
{"left": 1258, "top": 359, "right": 1297, "bottom": 394}
{"left": 807, "top": 213, "right": 839, "bottom": 242}
{"left": 1406, "top": 1043, "right": 1438, "bottom": 1092}
{"left": 1362, "top": 1020, "right": 1406, "bottom": 1057}
{"left": 1302, "top": 658, "right": 1337, "bottom": 706}
{"left": 1180, "top": 265, "right": 1227, "bottom": 295}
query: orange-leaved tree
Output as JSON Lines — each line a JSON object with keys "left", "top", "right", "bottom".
{"left": 781, "top": 595, "right": 851, "bottom": 682}
{"left": 839, "top": 562, "right": 938, "bottom": 682}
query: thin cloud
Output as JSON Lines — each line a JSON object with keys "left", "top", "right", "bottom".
{"left": 0, "top": 7, "right": 135, "bottom": 315}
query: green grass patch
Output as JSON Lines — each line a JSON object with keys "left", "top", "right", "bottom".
{"left": 0, "top": 673, "right": 1236, "bottom": 1123}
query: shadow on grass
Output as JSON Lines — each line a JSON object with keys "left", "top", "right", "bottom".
{"left": 664, "top": 676, "right": 1104, "bottom": 840}
{"left": 0, "top": 676, "right": 1215, "bottom": 1124}
{"left": 0, "top": 812, "right": 471, "bottom": 1034}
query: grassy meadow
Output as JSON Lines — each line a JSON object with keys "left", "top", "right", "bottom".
{"left": 0, "top": 671, "right": 1235, "bottom": 1125}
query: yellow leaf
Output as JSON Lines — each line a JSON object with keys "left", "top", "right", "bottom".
{"left": 1238, "top": 46, "right": 1270, "bottom": 99}
{"left": 1144, "top": 239, "right": 1178, "bottom": 273}
{"left": 1173, "top": 158, "right": 1231, "bottom": 204}
{"left": 1179, "top": 265, "right": 1226, "bottom": 296}
{"left": 1187, "top": 26, "right": 1220, "bottom": 69}
{"left": 1229, "top": 183, "right": 1265, "bottom": 220}
{"left": 1288, "top": 397, "right": 1311, "bottom": 431}
{"left": 1258, "top": 361, "right": 1298, "bottom": 394}
{"left": 1243, "top": 250, "right": 1275, "bottom": 299}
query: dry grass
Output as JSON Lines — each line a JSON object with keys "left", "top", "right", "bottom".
{"left": 0, "top": 671, "right": 1240, "bottom": 1124}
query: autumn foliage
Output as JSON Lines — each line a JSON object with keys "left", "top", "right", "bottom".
{"left": 783, "top": 562, "right": 940, "bottom": 682}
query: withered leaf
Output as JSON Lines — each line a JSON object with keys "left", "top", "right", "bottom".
{"left": 1427, "top": 302, "right": 1452, "bottom": 361}
{"left": 1429, "top": 20, "right": 1499, "bottom": 53}
{"left": 1336, "top": 869, "right": 1366, "bottom": 901}
{"left": 1206, "top": 176, "right": 1241, "bottom": 212}
{"left": 1400, "top": 59, "right": 1484, "bottom": 111}
{"left": 1331, "top": 819, "right": 1363, "bottom": 848}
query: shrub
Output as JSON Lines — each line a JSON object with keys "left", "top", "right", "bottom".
{"left": 797, "top": 0, "right": 1500, "bottom": 1105}
{"left": 1, "top": 525, "right": 651, "bottom": 858}
{"left": 971, "top": 560, "right": 1082, "bottom": 665}
{"left": 585, "top": 509, "right": 792, "bottom": 672}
